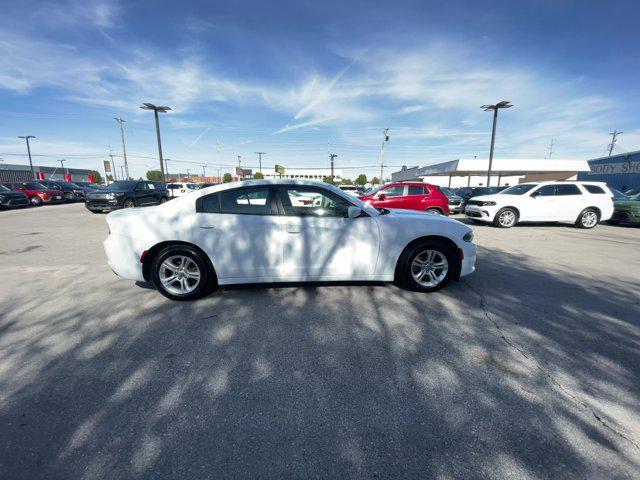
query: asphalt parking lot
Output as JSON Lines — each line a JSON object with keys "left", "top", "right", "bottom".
{"left": 1, "top": 203, "right": 639, "bottom": 479}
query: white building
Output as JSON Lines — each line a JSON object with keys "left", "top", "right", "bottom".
{"left": 391, "top": 158, "right": 591, "bottom": 187}
{"left": 262, "top": 167, "right": 343, "bottom": 182}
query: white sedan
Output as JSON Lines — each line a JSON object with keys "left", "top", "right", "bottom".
{"left": 104, "top": 180, "right": 477, "bottom": 300}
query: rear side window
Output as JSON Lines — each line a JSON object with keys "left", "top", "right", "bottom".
{"left": 556, "top": 184, "right": 582, "bottom": 195}
{"left": 583, "top": 185, "right": 605, "bottom": 194}
{"left": 219, "top": 187, "right": 272, "bottom": 215}
{"left": 199, "top": 193, "right": 221, "bottom": 213}
{"left": 408, "top": 185, "right": 427, "bottom": 196}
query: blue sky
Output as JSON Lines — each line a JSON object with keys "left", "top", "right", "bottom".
{"left": 1, "top": 0, "right": 639, "bottom": 180}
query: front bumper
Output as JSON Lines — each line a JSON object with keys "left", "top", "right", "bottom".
{"left": 610, "top": 210, "right": 640, "bottom": 224}
{"left": 464, "top": 205, "right": 499, "bottom": 222}
{"left": 43, "top": 195, "right": 65, "bottom": 203}
{"left": 460, "top": 242, "right": 477, "bottom": 278}
{"left": 85, "top": 198, "right": 124, "bottom": 212}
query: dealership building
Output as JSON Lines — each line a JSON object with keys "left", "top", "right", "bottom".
{"left": 391, "top": 158, "right": 590, "bottom": 187}
{"left": 0, "top": 163, "right": 95, "bottom": 183}
{"left": 261, "top": 167, "right": 344, "bottom": 182}
{"left": 577, "top": 150, "right": 640, "bottom": 191}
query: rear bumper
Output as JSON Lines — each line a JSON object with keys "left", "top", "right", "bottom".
{"left": 103, "top": 234, "right": 146, "bottom": 282}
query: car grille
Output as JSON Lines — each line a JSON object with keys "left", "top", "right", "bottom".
{"left": 448, "top": 199, "right": 461, "bottom": 205}
{"left": 465, "top": 210, "right": 482, "bottom": 218}
{"left": 87, "top": 199, "right": 113, "bottom": 207}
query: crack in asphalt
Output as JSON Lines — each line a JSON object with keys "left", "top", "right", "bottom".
{"left": 461, "top": 279, "right": 640, "bottom": 452}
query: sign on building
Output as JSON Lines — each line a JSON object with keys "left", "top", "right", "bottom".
{"left": 589, "top": 161, "right": 640, "bottom": 175}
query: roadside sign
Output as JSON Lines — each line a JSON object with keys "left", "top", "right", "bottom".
{"left": 103, "top": 160, "right": 111, "bottom": 172}
{"left": 275, "top": 164, "right": 285, "bottom": 175}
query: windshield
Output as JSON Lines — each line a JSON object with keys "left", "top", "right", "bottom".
{"left": 0, "top": 185, "right": 10, "bottom": 192}
{"left": 439, "top": 187, "right": 454, "bottom": 196}
{"left": 501, "top": 184, "right": 536, "bottom": 195}
{"left": 24, "top": 182, "right": 47, "bottom": 190}
{"left": 105, "top": 181, "right": 137, "bottom": 190}
{"left": 365, "top": 185, "right": 386, "bottom": 196}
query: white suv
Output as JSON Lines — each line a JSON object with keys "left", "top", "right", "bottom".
{"left": 464, "top": 181, "right": 614, "bottom": 229}
{"left": 166, "top": 182, "right": 198, "bottom": 198}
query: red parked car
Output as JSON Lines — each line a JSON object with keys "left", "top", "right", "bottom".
{"left": 359, "top": 182, "right": 450, "bottom": 215}
{"left": 1, "top": 182, "right": 65, "bottom": 206}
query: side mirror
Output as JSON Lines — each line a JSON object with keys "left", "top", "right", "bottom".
{"left": 531, "top": 191, "right": 540, "bottom": 198}
{"left": 347, "top": 206, "right": 362, "bottom": 218}
{"left": 378, "top": 193, "right": 387, "bottom": 201}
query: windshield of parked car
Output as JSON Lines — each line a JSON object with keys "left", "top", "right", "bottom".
{"left": 0, "top": 184, "right": 10, "bottom": 192}
{"left": 501, "top": 184, "right": 536, "bottom": 195}
{"left": 439, "top": 187, "right": 453, "bottom": 196}
{"left": 365, "top": 185, "right": 386, "bottom": 196}
{"left": 105, "top": 181, "right": 137, "bottom": 190}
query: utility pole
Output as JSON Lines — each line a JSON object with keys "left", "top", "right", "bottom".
{"left": 140, "top": 103, "right": 171, "bottom": 182}
{"left": 59, "top": 159, "right": 66, "bottom": 180}
{"left": 120, "top": 165, "right": 125, "bottom": 180}
{"left": 186, "top": 169, "right": 190, "bottom": 181}
{"left": 547, "top": 138, "right": 554, "bottom": 159}
{"left": 201, "top": 165, "right": 206, "bottom": 180}
{"left": 608, "top": 130, "right": 622, "bottom": 156}
{"left": 329, "top": 153, "right": 338, "bottom": 184}
{"left": 380, "top": 128, "right": 389, "bottom": 184}
{"left": 481, "top": 101, "right": 513, "bottom": 187}
{"left": 255, "top": 152, "right": 266, "bottom": 173}
{"left": 18, "top": 136, "right": 36, "bottom": 179}
{"left": 113, "top": 117, "right": 130, "bottom": 179}
{"left": 237, "top": 155, "right": 242, "bottom": 168}
{"left": 108, "top": 146, "right": 118, "bottom": 181}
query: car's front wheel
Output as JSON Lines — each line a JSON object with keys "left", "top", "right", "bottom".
{"left": 123, "top": 198, "right": 136, "bottom": 208}
{"left": 30, "top": 196, "right": 42, "bottom": 206}
{"left": 151, "top": 246, "right": 214, "bottom": 301}
{"left": 494, "top": 207, "right": 518, "bottom": 228}
{"left": 576, "top": 208, "right": 599, "bottom": 229}
{"left": 396, "top": 240, "right": 457, "bottom": 292}
{"left": 64, "top": 192, "right": 75, "bottom": 202}
{"left": 425, "top": 208, "right": 443, "bottom": 215}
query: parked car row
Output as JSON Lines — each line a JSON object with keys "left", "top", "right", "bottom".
{"left": 85, "top": 181, "right": 168, "bottom": 213}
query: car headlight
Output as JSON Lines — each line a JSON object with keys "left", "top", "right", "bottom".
{"left": 480, "top": 201, "right": 496, "bottom": 206}
{"left": 463, "top": 231, "right": 474, "bottom": 242}
{"left": 0, "top": 195, "right": 5, "bottom": 201}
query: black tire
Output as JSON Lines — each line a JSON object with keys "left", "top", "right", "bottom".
{"left": 425, "top": 208, "right": 443, "bottom": 215}
{"left": 151, "top": 245, "right": 214, "bottom": 301}
{"left": 64, "top": 192, "right": 75, "bottom": 202}
{"left": 396, "top": 239, "right": 458, "bottom": 292}
{"left": 123, "top": 198, "right": 136, "bottom": 208}
{"left": 30, "top": 196, "right": 43, "bottom": 206}
{"left": 576, "top": 208, "right": 599, "bottom": 229}
{"left": 159, "top": 196, "right": 168, "bottom": 204}
{"left": 493, "top": 207, "right": 518, "bottom": 228}
{"left": 607, "top": 219, "right": 619, "bottom": 226}
{"left": 90, "top": 209, "right": 103, "bottom": 214}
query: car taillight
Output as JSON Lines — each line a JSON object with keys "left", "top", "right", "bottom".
{"left": 301, "top": 200, "right": 311, "bottom": 205}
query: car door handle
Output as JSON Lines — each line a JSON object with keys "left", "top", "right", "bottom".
{"left": 287, "top": 226, "right": 301, "bottom": 234}
{"left": 200, "top": 226, "right": 216, "bottom": 230}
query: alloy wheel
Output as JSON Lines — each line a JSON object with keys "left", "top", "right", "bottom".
{"left": 410, "top": 250, "right": 449, "bottom": 288}
{"left": 581, "top": 211, "right": 598, "bottom": 228}
{"left": 159, "top": 255, "right": 201, "bottom": 295}
{"left": 498, "top": 210, "right": 516, "bottom": 227}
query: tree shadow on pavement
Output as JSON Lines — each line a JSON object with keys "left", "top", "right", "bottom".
{"left": 0, "top": 247, "right": 639, "bottom": 479}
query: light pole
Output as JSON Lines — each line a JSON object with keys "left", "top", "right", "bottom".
{"left": 114, "top": 117, "right": 130, "bottom": 179}
{"left": 18, "top": 135, "right": 36, "bottom": 179}
{"left": 255, "top": 152, "right": 266, "bottom": 173}
{"left": 380, "top": 128, "right": 389, "bottom": 184}
{"left": 201, "top": 164, "right": 206, "bottom": 180}
{"left": 481, "top": 101, "right": 512, "bottom": 187}
{"left": 329, "top": 153, "right": 338, "bottom": 184}
{"left": 59, "top": 159, "right": 66, "bottom": 180}
{"left": 140, "top": 103, "right": 171, "bottom": 182}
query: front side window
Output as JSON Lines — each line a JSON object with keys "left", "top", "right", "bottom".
{"left": 279, "top": 187, "right": 351, "bottom": 217}
{"left": 501, "top": 184, "right": 536, "bottom": 195}
{"left": 535, "top": 185, "right": 556, "bottom": 196}
{"left": 556, "top": 184, "right": 581, "bottom": 196}
{"left": 381, "top": 185, "right": 405, "bottom": 197}
{"left": 219, "top": 187, "right": 272, "bottom": 215}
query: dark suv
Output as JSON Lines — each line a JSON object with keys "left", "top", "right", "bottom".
{"left": 85, "top": 180, "right": 168, "bottom": 213}
{"left": 37, "top": 179, "right": 86, "bottom": 202}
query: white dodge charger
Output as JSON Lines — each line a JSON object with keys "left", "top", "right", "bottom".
{"left": 104, "top": 180, "right": 477, "bottom": 300}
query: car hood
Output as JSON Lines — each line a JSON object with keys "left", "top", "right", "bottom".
{"left": 88, "top": 189, "right": 127, "bottom": 196}
{"left": 387, "top": 208, "right": 461, "bottom": 224}
{"left": 468, "top": 194, "right": 504, "bottom": 202}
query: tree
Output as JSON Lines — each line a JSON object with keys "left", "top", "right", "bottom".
{"left": 223, "top": 173, "right": 233, "bottom": 183}
{"left": 341, "top": 178, "right": 353, "bottom": 185}
{"left": 253, "top": 172, "right": 264, "bottom": 179}
{"left": 322, "top": 176, "right": 333, "bottom": 184}
{"left": 90, "top": 170, "right": 103, "bottom": 184}
{"left": 106, "top": 174, "right": 114, "bottom": 182}
{"left": 355, "top": 174, "right": 367, "bottom": 185}
{"left": 371, "top": 177, "right": 380, "bottom": 185}
{"left": 146, "top": 170, "right": 164, "bottom": 181}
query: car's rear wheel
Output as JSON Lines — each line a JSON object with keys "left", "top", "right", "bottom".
{"left": 64, "top": 192, "right": 75, "bottom": 202}
{"left": 425, "top": 208, "right": 443, "bottom": 215}
{"left": 159, "top": 196, "right": 168, "bottom": 204}
{"left": 123, "top": 198, "right": 135, "bottom": 208}
{"left": 576, "top": 208, "right": 599, "bottom": 229}
{"left": 396, "top": 240, "right": 457, "bottom": 292}
{"left": 151, "top": 246, "right": 213, "bottom": 301}
{"left": 30, "top": 196, "right": 42, "bottom": 206}
{"left": 494, "top": 207, "right": 518, "bottom": 228}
